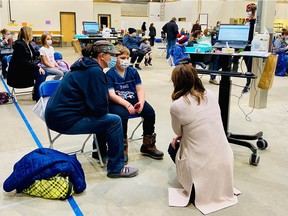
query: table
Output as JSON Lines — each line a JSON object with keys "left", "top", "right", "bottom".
{"left": 77, "top": 36, "right": 121, "bottom": 46}
{"left": 33, "top": 34, "right": 63, "bottom": 47}
{"left": 187, "top": 51, "right": 270, "bottom": 165}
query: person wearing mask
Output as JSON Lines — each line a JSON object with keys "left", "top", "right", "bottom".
{"left": 105, "top": 44, "right": 164, "bottom": 164}
{"left": 211, "top": 21, "right": 221, "bottom": 45}
{"left": 141, "top": 22, "right": 147, "bottom": 36}
{"left": 139, "top": 37, "right": 152, "bottom": 66}
{"left": 232, "top": 3, "right": 257, "bottom": 93}
{"left": 39, "top": 34, "right": 68, "bottom": 80}
{"left": 162, "top": 17, "right": 179, "bottom": 59}
{"left": 45, "top": 40, "right": 139, "bottom": 178}
{"left": 170, "top": 34, "right": 189, "bottom": 66}
{"left": 273, "top": 30, "right": 288, "bottom": 76}
{"left": 168, "top": 64, "right": 238, "bottom": 214}
{"left": 148, "top": 23, "right": 156, "bottom": 47}
{"left": 7, "top": 26, "right": 46, "bottom": 101}
{"left": 122, "top": 28, "right": 144, "bottom": 70}
{"left": 0, "top": 28, "right": 14, "bottom": 78}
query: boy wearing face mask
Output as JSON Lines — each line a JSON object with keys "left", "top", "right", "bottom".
{"left": 170, "top": 34, "right": 189, "bottom": 66}
{"left": 105, "top": 44, "right": 164, "bottom": 164}
{"left": 39, "top": 34, "right": 69, "bottom": 80}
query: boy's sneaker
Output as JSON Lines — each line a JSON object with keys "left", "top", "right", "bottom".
{"left": 135, "top": 64, "right": 142, "bottom": 70}
{"left": 107, "top": 167, "right": 139, "bottom": 178}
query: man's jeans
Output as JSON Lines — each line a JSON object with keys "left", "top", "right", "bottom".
{"left": 65, "top": 114, "right": 124, "bottom": 174}
{"left": 166, "top": 39, "right": 176, "bottom": 59}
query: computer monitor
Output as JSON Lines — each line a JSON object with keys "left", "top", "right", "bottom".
{"left": 83, "top": 21, "right": 100, "bottom": 35}
{"left": 218, "top": 24, "right": 250, "bottom": 41}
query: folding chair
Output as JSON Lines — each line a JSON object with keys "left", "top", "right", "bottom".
{"left": 155, "top": 38, "right": 166, "bottom": 58}
{"left": 128, "top": 114, "right": 143, "bottom": 140}
{"left": 38, "top": 80, "right": 104, "bottom": 167}
{"left": 54, "top": 52, "right": 70, "bottom": 70}
{"left": 6, "top": 55, "right": 34, "bottom": 101}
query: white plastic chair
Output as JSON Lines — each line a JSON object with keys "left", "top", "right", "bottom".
{"left": 38, "top": 80, "right": 104, "bottom": 167}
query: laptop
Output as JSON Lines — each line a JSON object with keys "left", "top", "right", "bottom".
{"left": 213, "top": 24, "right": 250, "bottom": 49}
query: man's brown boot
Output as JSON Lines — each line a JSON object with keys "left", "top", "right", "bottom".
{"left": 140, "top": 133, "right": 164, "bottom": 159}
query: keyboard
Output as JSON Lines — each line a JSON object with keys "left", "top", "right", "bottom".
{"left": 213, "top": 41, "right": 248, "bottom": 49}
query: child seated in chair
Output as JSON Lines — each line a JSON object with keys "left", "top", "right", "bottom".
{"left": 139, "top": 37, "right": 152, "bottom": 66}
{"left": 39, "top": 34, "right": 68, "bottom": 80}
{"left": 104, "top": 44, "right": 164, "bottom": 164}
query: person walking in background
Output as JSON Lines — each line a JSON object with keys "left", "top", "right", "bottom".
{"left": 7, "top": 26, "right": 46, "bottom": 101}
{"left": 39, "top": 34, "right": 68, "bottom": 80}
{"left": 141, "top": 22, "right": 147, "bottom": 36}
{"left": 45, "top": 41, "right": 139, "bottom": 178}
{"left": 122, "top": 27, "right": 144, "bottom": 70}
{"left": 162, "top": 17, "right": 179, "bottom": 59}
{"left": 148, "top": 23, "right": 156, "bottom": 46}
{"left": 168, "top": 64, "right": 238, "bottom": 214}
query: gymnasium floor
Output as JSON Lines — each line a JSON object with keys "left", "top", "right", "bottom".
{"left": 0, "top": 45, "right": 287, "bottom": 216}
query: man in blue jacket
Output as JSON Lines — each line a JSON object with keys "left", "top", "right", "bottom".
{"left": 162, "top": 17, "right": 179, "bottom": 59}
{"left": 45, "top": 41, "right": 138, "bottom": 178}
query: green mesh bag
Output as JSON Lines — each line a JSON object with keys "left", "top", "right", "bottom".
{"left": 22, "top": 173, "right": 74, "bottom": 200}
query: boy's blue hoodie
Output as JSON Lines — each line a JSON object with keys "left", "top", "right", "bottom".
{"left": 45, "top": 57, "right": 109, "bottom": 133}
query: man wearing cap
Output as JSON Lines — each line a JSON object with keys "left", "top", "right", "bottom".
{"left": 122, "top": 27, "right": 144, "bottom": 70}
{"left": 170, "top": 34, "right": 189, "bottom": 66}
{"left": 45, "top": 40, "right": 139, "bottom": 178}
{"left": 162, "top": 17, "right": 179, "bottom": 59}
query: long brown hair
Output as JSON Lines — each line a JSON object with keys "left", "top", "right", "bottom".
{"left": 171, "top": 65, "right": 206, "bottom": 105}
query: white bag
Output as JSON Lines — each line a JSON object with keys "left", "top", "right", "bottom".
{"left": 32, "top": 97, "right": 49, "bottom": 121}
{"left": 167, "top": 55, "right": 175, "bottom": 66}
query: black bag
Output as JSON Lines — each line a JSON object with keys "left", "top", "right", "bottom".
{"left": 0, "top": 92, "right": 11, "bottom": 105}
{"left": 168, "top": 140, "right": 180, "bottom": 163}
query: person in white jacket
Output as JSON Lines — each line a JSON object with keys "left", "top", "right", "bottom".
{"left": 168, "top": 64, "right": 239, "bottom": 215}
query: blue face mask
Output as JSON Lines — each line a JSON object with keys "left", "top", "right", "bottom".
{"left": 108, "top": 56, "right": 117, "bottom": 68}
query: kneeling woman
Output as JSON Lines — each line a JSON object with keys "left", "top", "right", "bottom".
{"left": 169, "top": 65, "right": 238, "bottom": 214}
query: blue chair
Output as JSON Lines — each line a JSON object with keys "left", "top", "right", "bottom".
{"left": 54, "top": 52, "right": 70, "bottom": 70}
{"left": 38, "top": 80, "right": 104, "bottom": 167}
{"left": 128, "top": 114, "right": 143, "bottom": 140}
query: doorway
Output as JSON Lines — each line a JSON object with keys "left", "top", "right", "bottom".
{"left": 60, "top": 12, "right": 76, "bottom": 47}
{"left": 98, "top": 14, "right": 111, "bottom": 30}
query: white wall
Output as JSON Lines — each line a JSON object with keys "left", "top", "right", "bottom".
{"left": 0, "top": 0, "right": 93, "bottom": 34}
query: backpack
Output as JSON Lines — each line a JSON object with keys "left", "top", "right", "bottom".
{"left": 0, "top": 92, "right": 11, "bottom": 105}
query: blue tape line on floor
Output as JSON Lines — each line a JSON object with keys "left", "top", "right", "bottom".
{"left": 1, "top": 77, "right": 83, "bottom": 216}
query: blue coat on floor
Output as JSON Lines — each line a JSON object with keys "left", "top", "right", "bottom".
{"left": 3, "top": 148, "right": 86, "bottom": 194}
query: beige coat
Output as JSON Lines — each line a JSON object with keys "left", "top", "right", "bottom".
{"left": 169, "top": 89, "right": 238, "bottom": 214}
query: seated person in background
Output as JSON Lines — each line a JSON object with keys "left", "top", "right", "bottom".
{"left": 39, "top": 34, "right": 68, "bottom": 80}
{"left": 139, "top": 37, "right": 152, "bottom": 66}
{"left": 45, "top": 41, "right": 138, "bottom": 178}
{"left": 170, "top": 34, "right": 189, "bottom": 66}
{"left": 7, "top": 26, "right": 46, "bottom": 101}
{"left": 105, "top": 44, "right": 164, "bottom": 164}
{"left": 122, "top": 28, "right": 144, "bottom": 70}
{"left": 187, "top": 30, "right": 202, "bottom": 47}
{"left": 0, "top": 28, "right": 14, "bottom": 78}
{"left": 273, "top": 30, "right": 288, "bottom": 76}
{"left": 168, "top": 64, "right": 238, "bottom": 214}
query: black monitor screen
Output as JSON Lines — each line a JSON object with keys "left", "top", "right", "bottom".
{"left": 83, "top": 21, "right": 99, "bottom": 34}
